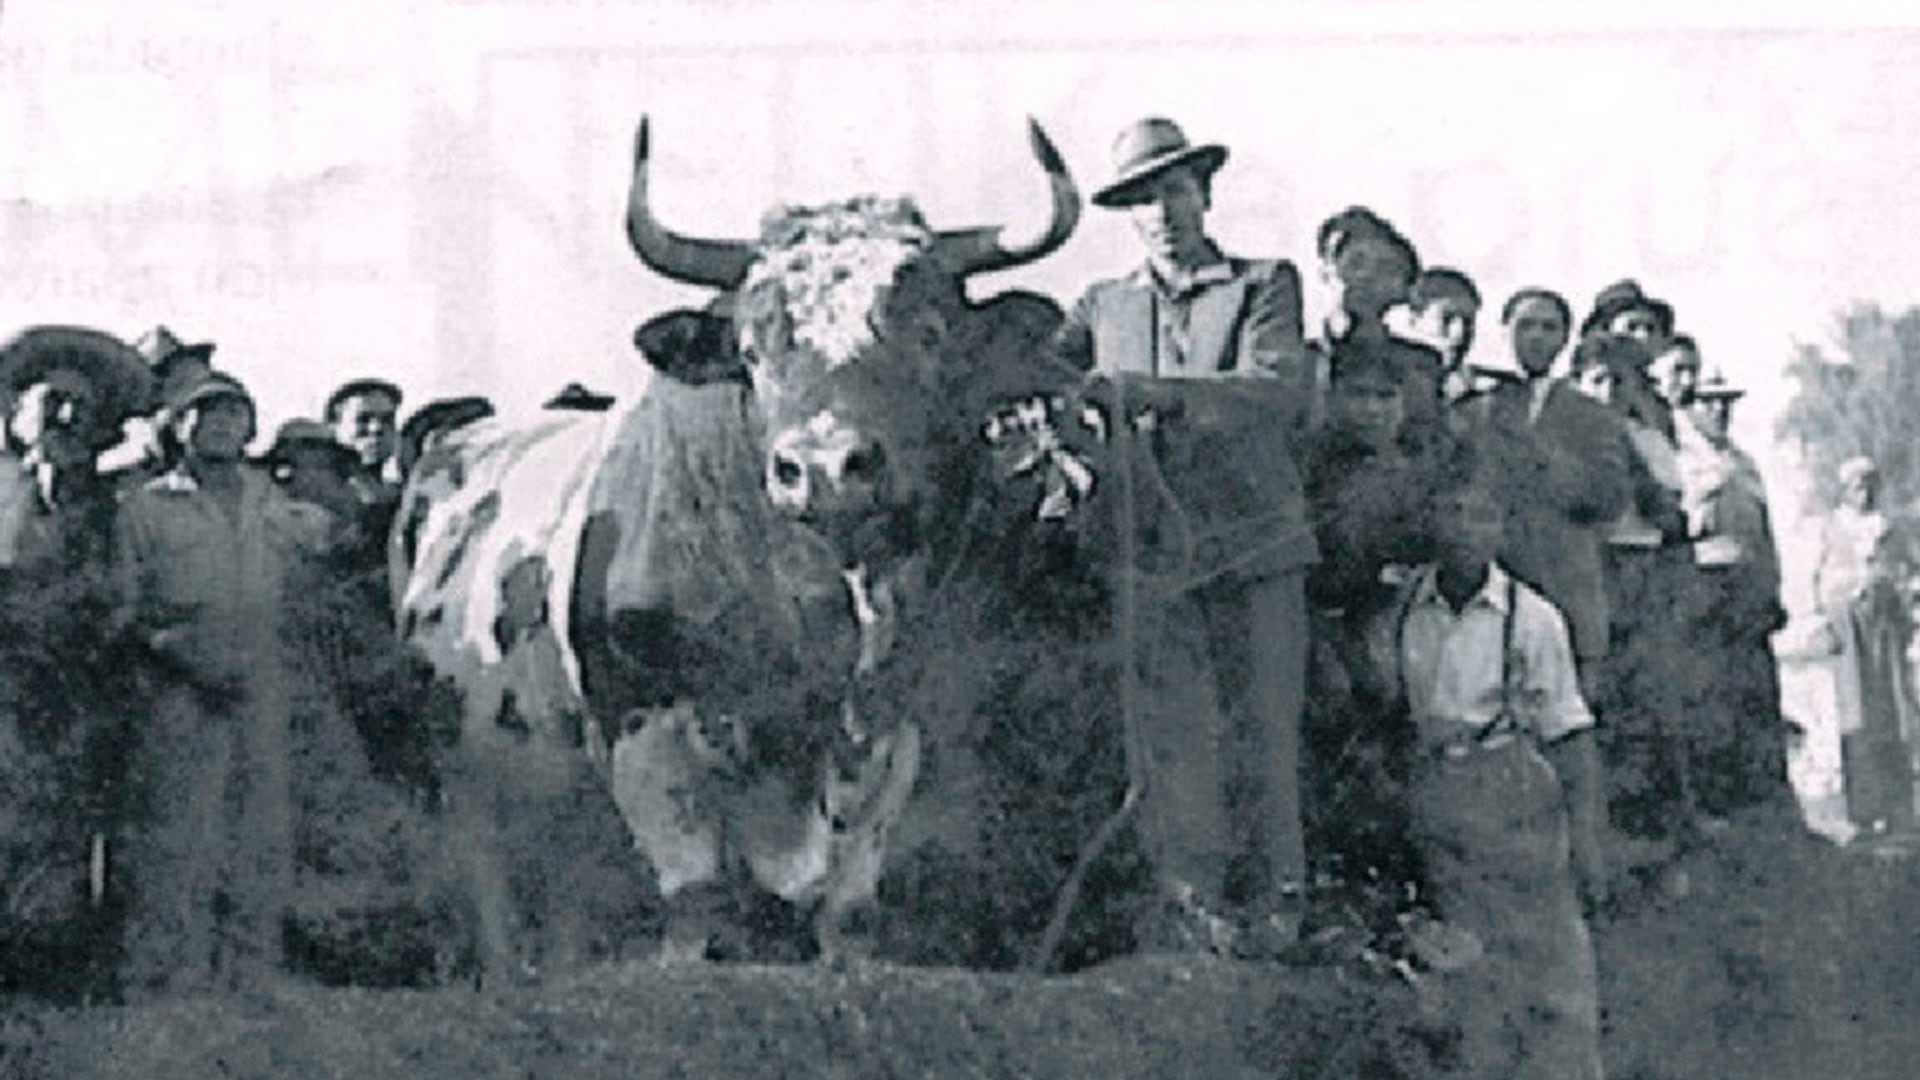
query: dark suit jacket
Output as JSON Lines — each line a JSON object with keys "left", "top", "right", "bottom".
{"left": 1052, "top": 256, "right": 1319, "bottom": 583}
{"left": 1471, "top": 378, "right": 1631, "bottom": 661}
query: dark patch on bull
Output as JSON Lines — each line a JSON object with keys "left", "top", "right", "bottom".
{"left": 432, "top": 491, "right": 502, "bottom": 593}
{"left": 633, "top": 309, "right": 745, "bottom": 387}
{"left": 493, "top": 555, "right": 552, "bottom": 655}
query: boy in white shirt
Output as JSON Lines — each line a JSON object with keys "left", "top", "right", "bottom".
{"left": 1371, "top": 447, "right": 1607, "bottom": 1080}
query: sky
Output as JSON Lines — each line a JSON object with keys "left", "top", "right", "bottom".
{"left": 3, "top": 0, "right": 1918, "bottom": 609}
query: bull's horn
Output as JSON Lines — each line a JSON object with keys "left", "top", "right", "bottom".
{"left": 936, "top": 118, "right": 1082, "bottom": 277}
{"left": 625, "top": 115, "right": 756, "bottom": 290}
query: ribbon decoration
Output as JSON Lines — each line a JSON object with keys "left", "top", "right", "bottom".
{"left": 983, "top": 394, "right": 1103, "bottom": 521}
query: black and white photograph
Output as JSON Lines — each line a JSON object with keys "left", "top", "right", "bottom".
{"left": 0, "top": 2, "right": 1915, "bottom": 1076}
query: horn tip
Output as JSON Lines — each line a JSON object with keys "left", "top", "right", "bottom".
{"left": 637, "top": 115, "right": 651, "bottom": 162}
{"left": 1026, "top": 119, "right": 1066, "bottom": 175}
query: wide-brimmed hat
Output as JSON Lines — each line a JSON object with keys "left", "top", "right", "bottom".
{"left": 544, "top": 382, "right": 615, "bottom": 411}
{"left": 1693, "top": 367, "right": 1745, "bottom": 401}
{"left": 0, "top": 325, "right": 154, "bottom": 431}
{"left": 133, "top": 325, "right": 216, "bottom": 373}
{"left": 1090, "top": 118, "right": 1229, "bottom": 209}
{"left": 1581, "top": 279, "right": 1675, "bottom": 338}
{"left": 260, "top": 418, "right": 356, "bottom": 467}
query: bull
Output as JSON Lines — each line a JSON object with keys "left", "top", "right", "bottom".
{"left": 394, "top": 115, "right": 1083, "bottom": 978}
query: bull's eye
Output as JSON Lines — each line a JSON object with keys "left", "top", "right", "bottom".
{"left": 772, "top": 454, "right": 804, "bottom": 489}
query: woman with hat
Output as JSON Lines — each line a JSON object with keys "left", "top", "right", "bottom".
{"left": 112, "top": 370, "right": 342, "bottom": 998}
{"left": 1813, "top": 455, "right": 1920, "bottom": 839}
{"left": 1052, "top": 117, "right": 1317, "bottom": 957}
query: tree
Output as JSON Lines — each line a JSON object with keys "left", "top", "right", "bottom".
{"left": 1776, "top": 302, "right": 1920, "bottom": 517}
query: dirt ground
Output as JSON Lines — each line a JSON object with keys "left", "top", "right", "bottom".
{"left": 4, "top": 811, "right": 1915, "bottom": 1080}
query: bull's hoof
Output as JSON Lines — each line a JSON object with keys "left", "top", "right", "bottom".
{"left": 813, "top": 904, "right": 879, "bottom": 971}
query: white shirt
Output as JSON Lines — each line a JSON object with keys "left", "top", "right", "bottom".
{"left": 1381, "top": 562, "right": 1595, "bottom": 745}
{"left": 1526, "top": 376, "right": 1555, "bottom": 426}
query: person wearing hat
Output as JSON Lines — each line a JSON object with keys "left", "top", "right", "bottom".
{"left": 111, "top": 370, "right": 340, "bottom": 998}
{"left": 133, "top": 325, "right": 216, "bottom": 413}
{"left": 1669, "top": 363, "right": 1796, "bottom": 823}
{"left": 262, "top": 418, "right": 366, "bottom": 526}
{"left": 1313, "top": 206, "right": 1448, "bottom": 438}
{"left": 1814, "top": 455, "right": 1920, "bottom": 840}
{"left": 1568, "top": 331, "right": 1710, "bottom": 856}
{"left": 1580, "top": 279, "right": 1675, "bottom": 357}
{"left": 0, "top": 327, "right": 154, "bottom": 982}
{"left": 98, "top": 325, "right": 221, "bottom": 482}
{"left": 1052, "top": 117, "right": 1317, "bottom": 958}
{"left": 0, "top": 326, "right": 154, "bottom": 576}
{"left": 1405, "top": 266, "right": 1483, "bottom": 401}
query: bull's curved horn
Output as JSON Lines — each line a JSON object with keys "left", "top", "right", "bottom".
{"left": 936, "top": 118, "right": 1082, "bottom": 277}
{"left": 625, "top": 115, "right": 757, "bottom": 290}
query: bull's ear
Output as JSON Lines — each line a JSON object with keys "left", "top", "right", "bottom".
{"left": 632, "top": 308, "right": 746, "bottom": 386}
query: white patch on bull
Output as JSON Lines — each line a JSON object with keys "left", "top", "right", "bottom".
{"left": 611, "top": 705, "right": 723, "bottom": 898}
{"left": 398, "top": 408, "right": 631, "bottom": 730}
{"left": 743, "top": 201, "right": 933, "bottom": 369}
{"left": 841, "top": 563, "right": 897, "bottom": 679}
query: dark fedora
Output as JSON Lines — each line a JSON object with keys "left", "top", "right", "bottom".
{"left": 1090, "top": 118, "right": 1229, "bottom": 209}
{"left": 1581, "top": 279, "right": 1674, "bottom": 338}
{"left": 0, "top": 325, "right": 154, "bottom": 431}
{"left": 544, "top": 382, "right": 615, "bottom": 411}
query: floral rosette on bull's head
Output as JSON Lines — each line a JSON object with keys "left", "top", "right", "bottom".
{"left": 982, "top": 391, "right": 1107, "bottom": 524}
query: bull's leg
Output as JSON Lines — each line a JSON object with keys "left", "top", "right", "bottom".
{"left": 610, "top": 706, "right": 729, "bottom": 963}
{"left": 814, "top": 723, "right": 923, "bottom": 968}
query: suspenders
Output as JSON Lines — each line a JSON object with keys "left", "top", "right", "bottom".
{"left": 1392, "top": 569, "right": 1523, "bottom": 750}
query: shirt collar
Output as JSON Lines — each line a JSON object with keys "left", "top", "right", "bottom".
{"left": 1411, "top": 561, "right": 1513, "bottom": 615}
{"left": 1131, "top": 250, "right": 1233, "bottom": 297}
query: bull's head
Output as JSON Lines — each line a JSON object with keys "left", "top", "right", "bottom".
{"left": 625, "top": 116, "right": 1079, "bottom": 564}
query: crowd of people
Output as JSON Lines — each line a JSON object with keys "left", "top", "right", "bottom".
{"left": 0, "top": 111, "right": 1849, "bottom": 1079}
{"left": 1046, "top": 116, "right": 1806, "bottom": 1080}
{"left": 0, "top": 327, "right": 493, "bottom": 1000}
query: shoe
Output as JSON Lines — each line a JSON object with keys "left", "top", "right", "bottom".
{"left": 1138, "top": 885, "right": 1240, "bottom": 957}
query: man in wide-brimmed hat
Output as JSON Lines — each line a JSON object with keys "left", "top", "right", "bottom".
{"left": 114, "top": 369, "right": 340, "bottom": 999}
{"left": 98, "top": 325, "right": 221, "bottom": 481}
{"left": 1053, "top": 117, "right": 1316, "bottom": 959}
{"left": 0, "top": 325, "right": 153, "bottom": 573}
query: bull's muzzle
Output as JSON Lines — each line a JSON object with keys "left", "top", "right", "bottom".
{"left": 766, "top": 424, "right": 892, "bottom": 522}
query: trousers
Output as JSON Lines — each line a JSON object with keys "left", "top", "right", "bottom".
{"left": 1134, "top": 569, "right": 1307, "bottom": 912}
